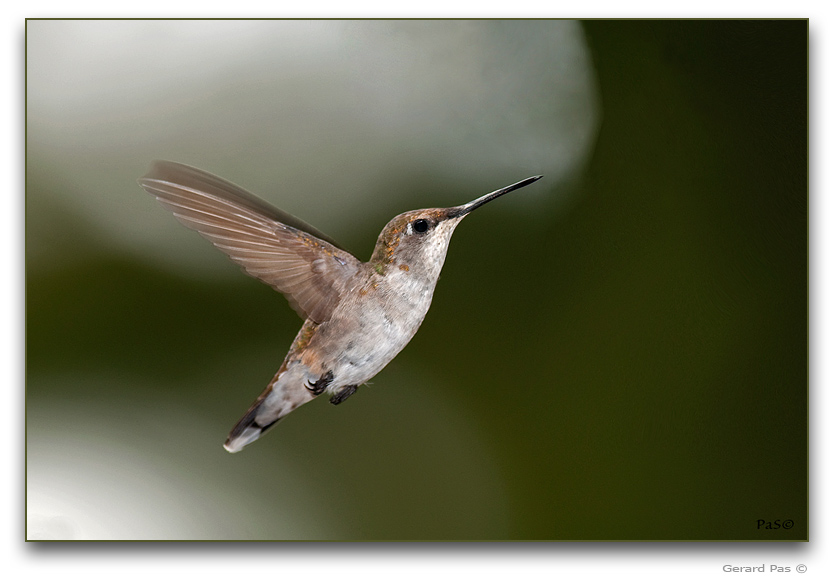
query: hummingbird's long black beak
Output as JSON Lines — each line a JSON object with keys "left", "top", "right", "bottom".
{"left": 449, "top": 175, "right": 543, "bottom": 218}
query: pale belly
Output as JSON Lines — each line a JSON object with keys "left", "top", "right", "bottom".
{"left": 303, "top": 276, "right": 435, "bottom": 390}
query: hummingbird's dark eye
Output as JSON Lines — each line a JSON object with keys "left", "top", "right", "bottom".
{"left": 413, "top": 219, "right": 429, "bottom": 233}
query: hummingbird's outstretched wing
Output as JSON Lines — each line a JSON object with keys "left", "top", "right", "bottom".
{"left": 139, "top": 160, "right": 361, "bottom": 324}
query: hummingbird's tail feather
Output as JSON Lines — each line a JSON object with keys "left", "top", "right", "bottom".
{"left": 223, "top": 404, "right": 274, "bottom": 454}
{"left": 223, "top": 367, "right": 317, "bottom": 453}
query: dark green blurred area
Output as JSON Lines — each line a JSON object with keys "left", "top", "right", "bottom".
{"left": 26, "top": 20, "right": 807, "bottom": 540}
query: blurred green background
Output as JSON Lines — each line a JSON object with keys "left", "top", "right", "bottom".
{"left": 26, "top": 20, "right": 807, "bottom": 540}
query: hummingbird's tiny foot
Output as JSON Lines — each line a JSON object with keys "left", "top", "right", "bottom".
{"left": 306, "top": 370, "right": 334, "bottom": 396}
{"left": 330, "top": 385, "right": 358, "bottom": 405}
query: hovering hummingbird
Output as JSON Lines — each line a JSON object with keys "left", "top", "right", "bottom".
{"left": 139, "top": 161, "right": 542, "bottom": 452}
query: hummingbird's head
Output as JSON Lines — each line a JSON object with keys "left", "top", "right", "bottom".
{"left": 370, "top": 175, "right": 542, "bottom": 278}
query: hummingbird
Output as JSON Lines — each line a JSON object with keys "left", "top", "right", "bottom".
{"left": 139, "top": 161, "right": 542, "bottom": 453}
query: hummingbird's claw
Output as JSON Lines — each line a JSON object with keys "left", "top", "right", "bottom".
{"left": 330, "top": 385, "right": 358, "bottom": 405}
{"left": 306, "top": 370, "right": 334, "bottom": 396}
